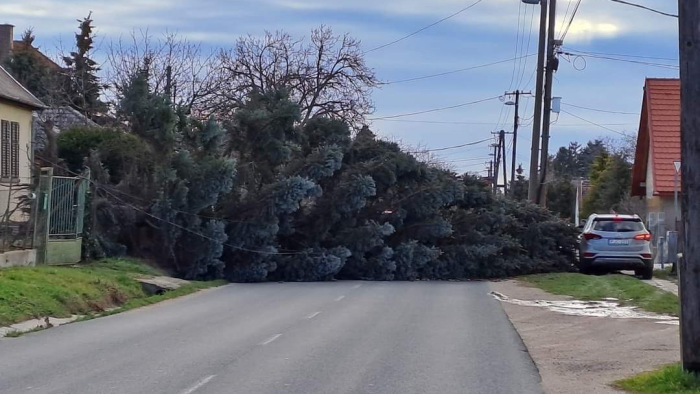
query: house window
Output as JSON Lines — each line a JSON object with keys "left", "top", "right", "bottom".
{"left": 1, "top": 120, "right": 20, "bottom": 180}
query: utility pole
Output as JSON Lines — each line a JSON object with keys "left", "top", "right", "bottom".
{"left": 488, "top": 160, "right": 494, "bottom": 189}
{"left": 510, "top": 90, "right": 520, "bottom": 188}
{"left": 527, "top": 0, "right": 549, "bottom": 202}
{"left": 537, "top": 0, "right": 558, "bottom": 206}
{"left": 678, "top": 0, "right": 700, "bottom": 374}
{"left": 500, "top": 129, "right": 508, "bottom": 195}
{"left": 492, "top": 140, "right": 501, "bottom": 194}
{"left": 491, "top": 143, "right": 501, "bottom": 194}
{"left": 504, "top": 90, "right": 531, "bottom": 188}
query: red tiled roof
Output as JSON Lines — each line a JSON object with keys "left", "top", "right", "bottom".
{"left": 646, "top": 79, "right": 680, "bottom": 195}
{"left": 12, "top": 41, "right": 61, "bottom": 70}
{"left": 631, "top": 79, "right": 680, "bottom": 196}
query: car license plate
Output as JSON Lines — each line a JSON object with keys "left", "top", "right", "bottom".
{"left": 609, "top": 239, "right": 630, "bottom": 245}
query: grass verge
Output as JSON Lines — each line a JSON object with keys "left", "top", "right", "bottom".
{"left": 654, "top": 267, "right": 678, "bottom": 282}
{"left": 520, "top": 273, "right": 679, "bottom": 316}
{"left": 0, "top": 258, "right": 225, "bottom": 327}
{"left": 614, "top": 364, "right": 700, "bottom": 393}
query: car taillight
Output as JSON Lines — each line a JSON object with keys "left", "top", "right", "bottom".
{"left": 634, "top": 233, "right": 652, "bottom": 241}
{"left": 583, "top": 233, "right": 602, "bottom": 240}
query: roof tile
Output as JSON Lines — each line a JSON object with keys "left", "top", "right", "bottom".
{"left": 646, "top": 78, "right": 680, "bottom": 194}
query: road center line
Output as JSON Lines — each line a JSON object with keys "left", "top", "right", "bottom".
{"left": 351, "top": 284, "right": 362, "bottom": 289}
{"left": 335, "top": 295, "right": 345, "bottom": 301}
{"left": 260, "top": 334, "right": 283, "bottom": 345}
{"left": 307, "top": 311, "right": 322, "bottom": 319}
{"left": 180, "top": 375, "right": 216, "bottom": 394}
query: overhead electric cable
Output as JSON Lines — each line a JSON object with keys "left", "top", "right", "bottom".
{"left": 366, "top": 0, "right": 485, "bottom": 53}
{"left": 560, "top": 109, "right": 628, "bottom": 136}
{"left": 368, "top": 96, "right": 500, "bottom": 120}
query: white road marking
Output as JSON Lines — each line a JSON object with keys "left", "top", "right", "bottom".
{"left": 335, "top": 295, "right": 345, "bottom": 301}
{"left": 180, "top": 375, "right": 216, "bottom": 394}
{"left": 261, "top": 334, "right": 283, "bottom": 345}
{"left": 351, "top": 284, "right": 362, "bottom": 289}
{"left": 306, "top": 311, "right": 322, "bottom": 319}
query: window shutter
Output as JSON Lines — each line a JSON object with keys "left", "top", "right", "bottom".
{"left": 0, "top": 120, "right": 9, "bottom": 179}
{"left": 10, "top": 122, "right": 19, "bottom": 179}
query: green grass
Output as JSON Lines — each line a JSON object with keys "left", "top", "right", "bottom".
{"left": 520, "top": 273, "right": 680, "bottom": 316}
{"left": 614, "top": 364, "right": 700, "bottom": 393}
{"left": 0, "top": 258, "right": 224, "bottom": 327}
{"left": 654, "top": 267, "right": 678, "bottom": 282}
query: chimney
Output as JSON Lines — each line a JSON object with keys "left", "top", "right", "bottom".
{"left": 0, "top": 24, "right": 14, "bottom": 64}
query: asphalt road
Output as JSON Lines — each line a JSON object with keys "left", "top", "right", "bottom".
{"left": 0, "top": 281, "right": 542, "bottom": 394}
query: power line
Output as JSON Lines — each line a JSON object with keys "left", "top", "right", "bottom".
{"left": 559, "top": 0, "right": 575, "bottom": 37}
{"left": 442, "top": 156, "right": 491, "bottom": 163}
{"left": 368, "top": 96, "right": 500, "bottom": 120}
{"left": 564, "top": 47, "right": 677, "bottom": 61}
{"left": 507, "top": 0, "right": 525, "bottom": 91}
{"left": 407, "top": 137, "right": 492, "bottom": 153}
{"left": 517, "top": 6, "right": 537, "bottom": 89}
{"left": 559, "top": 109, "right": 628, "bottom": 136}
{"left": 559, "top": 0, "right": 582, "bottom": 42}
{"left": 365, "top": 0, "right": 485, "bottom": 53}
{"left": 561, "top": 102, "right": 639, "bottom": 115}
{"left": 371, "top": 119, "right": 501, "bottom": 125}
{"left": 610, "top": 0, "right": 678, "bottom": 18}
{"left": 384, "top": 54, "right": 536, "bottom": 84}
{"left": 561, "top": 51, "right": 679, "bottom": 69}
{"left": 513, "top": 3, "right": 529, "bottom": 90}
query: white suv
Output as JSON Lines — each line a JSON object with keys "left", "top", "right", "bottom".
{"left": 578, "top": 214, "right": 654, "bottom": 279}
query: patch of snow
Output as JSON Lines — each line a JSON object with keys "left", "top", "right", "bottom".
{"left": 491, "top": 291, "right": 677, "bottom": 322}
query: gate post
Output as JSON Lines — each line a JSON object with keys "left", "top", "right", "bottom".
{"left": 33, "top": 167, "right": 53, "bottom": 265}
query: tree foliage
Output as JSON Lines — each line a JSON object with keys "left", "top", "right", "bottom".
{"left": 4, "top": 29, "right": 53, "bottom": 101}
{"left": 71, "top": 87, "right": 575, "bottom": 282}
{"left": 582, "top": 153, "right": 631, "bottom": 217}
{"left": 217, "top": 26, "right": 379, "bottom": 127}
{"left": 62, "top": 13, "right": 108, "bottom": 120}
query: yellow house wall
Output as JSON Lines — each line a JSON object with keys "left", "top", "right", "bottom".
{"left": 0, "top": 101, "right": 34, "bottom": 222}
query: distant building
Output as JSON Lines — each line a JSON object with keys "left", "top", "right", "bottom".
{"left": 0, "top": 24, "right": 60, "bottom": 69}
{"left": 0, "top": 24, "right": 99, "bottom": 154}
{"left": 630, "top": 78, "right": 680, "bottom": 242}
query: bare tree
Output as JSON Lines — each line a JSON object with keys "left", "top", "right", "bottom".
{"left": 106, "top": 30, "right": 223, "bottom": 115}
{"left": 218, "top": 26, "right": 378, "bottom": 128}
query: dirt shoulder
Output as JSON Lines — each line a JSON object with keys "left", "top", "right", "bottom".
{"left": 491, "top": 279, "right": 679, "bottom": 394}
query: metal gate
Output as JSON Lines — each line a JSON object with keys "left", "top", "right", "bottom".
{"left": 34, "top": 168, "right": 89, "bottom": 265}
{"left": 49, "top": 176, "right": 88, "bottom": 238}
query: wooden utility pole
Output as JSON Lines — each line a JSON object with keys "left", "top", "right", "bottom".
{"left": 500, "top": 129, "right": 508, "bottom": 195}
{"left": 505, "top": 90, "right": 531, "bottom": 188}
{"left": 528, "top": 0, "right": 549, "bottom": 202}
{"left": 678, "top": 0, "right": 700, "bottom": 373}
{"left": 510, "top": 90, "right": 520, "bottom": 188}
{"left": 492, "top": 141, "right": 501, "bottom": 194}
{"left": 537, "top": 0, "right": 557, "bottom": 206}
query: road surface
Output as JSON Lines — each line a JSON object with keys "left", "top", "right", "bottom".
{"left": 0, "top": 281, "right": 541, "bottom": 394}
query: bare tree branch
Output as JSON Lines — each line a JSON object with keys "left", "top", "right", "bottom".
{"left": 216, "top": 26, "right": 378, "bottom": 128}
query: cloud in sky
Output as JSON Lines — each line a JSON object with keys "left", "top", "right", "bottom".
{"left": 0, "top": 0, "right": 680, "bottom": 175}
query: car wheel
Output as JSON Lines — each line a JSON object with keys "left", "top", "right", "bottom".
{"left": 637, "top": 262, "right": 653, "bottom": 280}
{"left": 579, "top": 259, "right": 593, "bottom": 275}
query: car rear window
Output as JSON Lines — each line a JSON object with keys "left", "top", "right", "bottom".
{"left": 592, "top": 219, "right": 645, "bottom": 232}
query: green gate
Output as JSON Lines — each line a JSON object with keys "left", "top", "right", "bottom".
{"left": 34, "top": 168, "right": 89, "bottom": 265}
